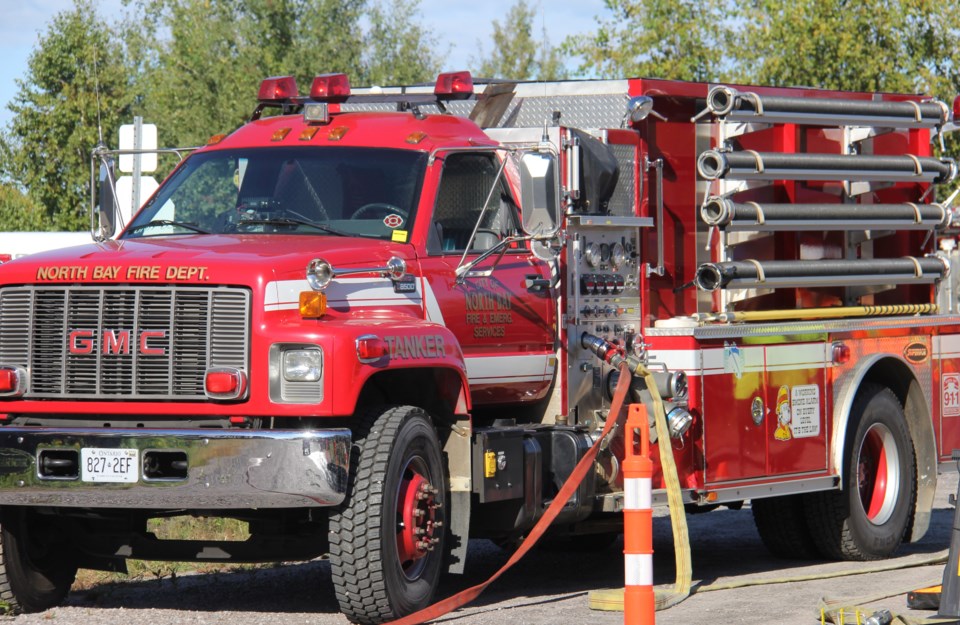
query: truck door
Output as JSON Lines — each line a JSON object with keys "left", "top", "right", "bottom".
{"left": 419, "top": 151, "right": 555, "bottom": 406}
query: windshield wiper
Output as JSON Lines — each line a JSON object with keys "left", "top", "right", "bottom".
{"left": 126, "top": 219, "right": 210, "bottom": 235}
{"left": 235, "top": 217, "right": 349, "bottom": 236}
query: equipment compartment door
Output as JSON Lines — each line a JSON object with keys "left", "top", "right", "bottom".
{"left": 763, "top": 342, "right": 829, "bottom": 475}
{"left": 702, "top": 339, "right": 828, "bottom": 484}
{"left": 701, "top": 342, "right": 768, "bottom": 482}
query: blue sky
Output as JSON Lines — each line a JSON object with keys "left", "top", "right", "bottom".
{"left": 0, "top": 0, "right": 606, "bottom": 129}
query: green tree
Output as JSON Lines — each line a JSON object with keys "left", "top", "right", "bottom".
{"left": 129, "top": 0, "right": 440, "bottom": 149}
{"left": 564, "top": 0, "right": 733, "bottom": 81}
{"left": 364, "top": 0, "right": 442, "bottom": 85}
{"left": 0, "top": 0, "right": 134, "bottom": 230}
{"left": 473, "top": 0, "right": 567, "bottom": 80}
{"left": 734, "top": 0, "right": 960, "bottom": 95}
{"left": 0, "top": 184, "right": 46, "bottom": 231}
{"left": 128, "top": 0, "right": 361, "bottom": 148}
{"left": 733, "top": 0, "right": 960, "bottom": 199}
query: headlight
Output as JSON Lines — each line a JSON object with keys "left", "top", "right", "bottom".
{"left": 283, "top": 349, "right": 323, "bottom": 382}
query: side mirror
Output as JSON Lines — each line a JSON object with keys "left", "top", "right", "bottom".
{"left": 96, "top": 158, "right": 117, "bottom": 238}
{"left": 519, "top": 151, "right": 560, "bottom": 237}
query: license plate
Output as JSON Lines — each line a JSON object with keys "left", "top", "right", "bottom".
{"left": 81, "top": 448, "right": 139, "bottom": 483}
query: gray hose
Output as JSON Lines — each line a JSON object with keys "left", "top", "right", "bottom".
{"left": 707, "top": 86, "right": 948, "bottom": 126}
{"left": 695, "top": 257, "right": 948, "bottom": 291}
{"left": 697, "top": 150, "right": 956, "bottom": 184}
{"left": 701, "top": 197, "right": 949, "bottom": 231}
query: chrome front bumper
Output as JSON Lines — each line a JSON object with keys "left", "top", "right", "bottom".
{"left": 0, "top": 427, "right": 351, "bottom": 509}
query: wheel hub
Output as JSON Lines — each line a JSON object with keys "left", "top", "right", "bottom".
{"left": 856, "top": 423, "right": 899, "bottom": 525}
{"left": 397, "top": 471, "right": 442, "bottom": 569}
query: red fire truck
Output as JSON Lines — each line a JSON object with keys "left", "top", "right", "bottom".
{"left": 0, "top": 71, "right": 957, "bottom": 623}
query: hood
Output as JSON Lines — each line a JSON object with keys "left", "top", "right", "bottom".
{"left": 0, "top": 234, "right": 415, "bottom": 288}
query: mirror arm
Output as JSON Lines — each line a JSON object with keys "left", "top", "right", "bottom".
{"left": 456, "top": 156, "right": 510, "bottom": 270}
{"left": 455, "top": 234, "right": 531, "bottom": 284}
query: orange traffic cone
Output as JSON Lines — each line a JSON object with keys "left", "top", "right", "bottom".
{"left": 623, "top": 403, "right": 655, "bottom": 624}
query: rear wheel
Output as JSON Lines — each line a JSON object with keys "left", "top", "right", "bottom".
{"left": 805, "top": 384, "right": 916, "bottom": 560}
{"left": 751, "top": 495, "right": 819, "bottom": 559}
{"left": 0, "top": 507, "right": 78, "bottom": 613}
{"left": 329, "top": 406, "right": 447, "bottom": 624}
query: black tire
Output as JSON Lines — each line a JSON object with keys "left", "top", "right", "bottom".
{"left": 751, "top": 495, "right": 819, "bottom": 559}
{"left": 805, "top": 384, "right": 916, "bottom": 560}
{"left": 329, "top": 406, "right": 447, "bottom": 624}
{"left": 0, "top": 507, "right": 78, "bottom": 613}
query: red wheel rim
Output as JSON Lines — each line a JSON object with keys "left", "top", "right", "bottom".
{"left": 395, "top": 457, "right": 441, "bottom": 580}
{"left": 856, "top": 423, "right": 900, "bottom": 525}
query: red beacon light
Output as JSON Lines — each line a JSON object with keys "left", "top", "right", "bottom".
{"left": 310, "top": 73, "right": 352, "bottom": 102}
{"left": 954, "top": 95, "right": 960, "bottom": 122}
{"left": 434, "top": 71, "right": 473, "bottom": 100}
{"left": 258, "top": 76, "right": 299, "bottom": 102}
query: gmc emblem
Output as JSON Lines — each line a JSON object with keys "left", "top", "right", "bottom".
{"left": 68, "top": 330, "right": 167, "bottom": 356}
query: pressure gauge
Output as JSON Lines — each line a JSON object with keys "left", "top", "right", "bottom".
{"left": 610, "top": 242, "right": 625, "bottom": 269}
{"left": 584, "top": 242, "right": 600, "bottom": 268}
{"left": 600, "top": 243, "right": 611, "bottom": 264}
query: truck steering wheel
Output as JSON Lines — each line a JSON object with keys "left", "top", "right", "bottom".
{"left": 351, "top": 203, "right": 409, "bottom": 221}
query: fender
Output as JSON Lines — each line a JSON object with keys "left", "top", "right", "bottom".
{"left": 322, "top": 321, "right": 470, "bottom": 417}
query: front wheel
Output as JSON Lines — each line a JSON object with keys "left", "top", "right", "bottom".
{"left": 805, "top": 384, "right": 916, "bottom": 560}
{"left": 329, "top": 406, "right": 447, "bottom": 624}
{"left": 0, "top": 507, "right": 78, "bottom": 613}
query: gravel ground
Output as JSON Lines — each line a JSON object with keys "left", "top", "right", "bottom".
{"left": 6, "top": 472, "right": 958, "bottom": 625}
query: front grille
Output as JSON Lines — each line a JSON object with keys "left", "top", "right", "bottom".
{"left": 0, "top": 286, "right": 250, "bottom": 400}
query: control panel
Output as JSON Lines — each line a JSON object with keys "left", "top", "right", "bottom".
{"left": 565, "top": 217, "right": 647, "bottom": 428}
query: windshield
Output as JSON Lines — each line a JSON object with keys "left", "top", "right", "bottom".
{"left": 123, "top": 147, "right": 427, "bottom": 240}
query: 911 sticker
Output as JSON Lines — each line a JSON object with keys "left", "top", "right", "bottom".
{"left": 944, "top": 374, "right": 960, "bottom": 417}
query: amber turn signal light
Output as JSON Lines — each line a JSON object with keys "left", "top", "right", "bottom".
{"left": 300, "top": 291, "right": 327, "bottom": 318}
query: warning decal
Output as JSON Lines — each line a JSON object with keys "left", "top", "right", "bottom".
{"left": 790, "top": 384, "right": 820, "bottom": 438}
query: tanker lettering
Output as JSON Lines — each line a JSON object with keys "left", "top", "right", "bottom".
{"left": 384, "top": 334, "right": 445, "bottom": 360}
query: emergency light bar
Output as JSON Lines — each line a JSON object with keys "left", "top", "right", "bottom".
{"left": 251, "top": 71, "right": 476, "bottom": 121}
{"left": 310, "top": 74, "right": 351, "bottom": 102}
{"left": 434, "top": 71, "right": 473, "bottom": 99}
{"left": 258, "top": 76, "right": 299, "bottom": 102}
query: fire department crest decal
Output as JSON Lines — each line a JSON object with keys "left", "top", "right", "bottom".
{"left": 383, "top": 214, "right": 404, "bottom": 229}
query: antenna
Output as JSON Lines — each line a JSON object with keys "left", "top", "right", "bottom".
{"left": 92, "top": 47, "right": 104, "bottom": 145}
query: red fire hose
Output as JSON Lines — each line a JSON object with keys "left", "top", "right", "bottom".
{"left": 385, "top": 362, "right": 634, "bottom": 625}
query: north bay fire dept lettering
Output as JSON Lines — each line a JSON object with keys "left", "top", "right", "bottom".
{"left": 68, "top": 330, "right": 167, "bottom": 355}
{"left": 36, "top": 265, "right": 208, "bottom": 282}
{"left": 384, "top": 334, "right": 445, "bottom": 360}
